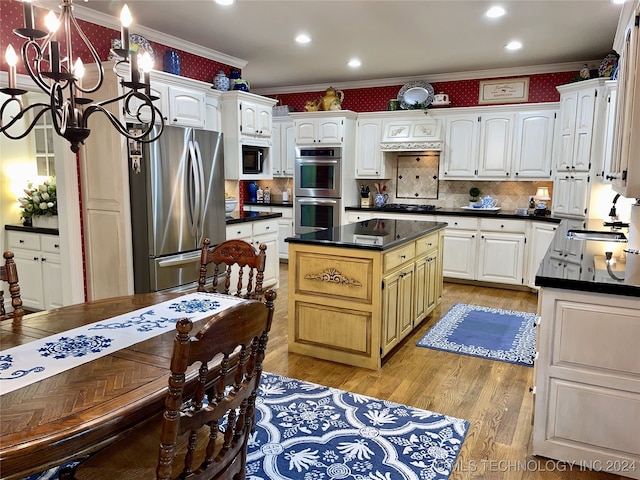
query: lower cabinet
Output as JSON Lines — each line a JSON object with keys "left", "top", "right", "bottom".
{"left": 7, "top": 230, "right": 63, "bottom": 311}
{"left": 288, "top": 228, "right": 445, "bottom": 369}
{"left": 533, "top": 288, "right": 640, "bottom": 476}
{"left": 526, "top": 222, "right": 558, "bottom": 288}
{"left": 477, "top": 219, "right": 526, "bottom": 285}
{"left": 243, "top": 205, "right": 293, "bottom": 260}
{"left": 225, "top": 218, "right": 280, "bottom": 290}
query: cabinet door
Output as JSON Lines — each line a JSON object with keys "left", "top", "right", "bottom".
{"left": 398, "top": 267, "right": 414, "bottom": 340}
{"left": 256, "top": 104, "right": 272, "bottom": 137}
{"left": 254, "top": 232, "right": 279, "bottom": 289}
{"left": 601, "top": 83, "right": 617, "bottom": 181}
{"left": 567, "top": 173, "right": 590, "bottom": 217}
{"left": 125, "top": 82, "right": 168, "bottom": 124}
{"left": 271, "top": 122, "right": 283, "bottom": 176}
{"left": 513, "top": 110, "right": 556, "bottom": 178}
{"left": 42, "top": 254, "right": 63, "bottom": 310}
{"left": 551, "top": 174, "right": 572, "bottom": 216}
{"left": 413, "top": 256, "right": 428, "bottom": 324}
{"left": 555, "top": 91, "right": 578, "bottom": 171}
{"left": 477, "top": 232, "right": 525, "bottom": 285}
{"left": 442, "top": 115, "right": 478, "bottom": 178}
{"left": 295, "top": 119, "right": 317, "bottom": 144}
{"left": 168, "top": 86, "right": 206, "bottom": 127}
{"left": 282, "top": 121, "right": 296, "bottom": 175}
{"left": 240, "top": 101, "right": 259, "bottom": 135}
{"left": 355, "top": 118, "right": 385, "bottom": 178}
{"left": 426, "top": 252, "right": 439, "bottom": 314}
{"left": 277, "top": 218, "right": 293, "bottom": 260}
{"left": 318, "top": 118, "right": 343, "bottom": 144}
{"left": 381, "top": 265, "right": 414, "bottom": 356}
{"left": 442, "top": 230, "right": 477, "bottom": 280}
{"left": 527, "top": 223, "right": 558, "bottom": 288}
{"left": 477, "top": 113, "right": 514, "bottom": 178}
{"left": 572, "top": 88, "right": 598, "bottom": 172}
{"left": 11, "top": 251, "right": 45, "bottom": 310}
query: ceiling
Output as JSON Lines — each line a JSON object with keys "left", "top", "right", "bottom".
{"left": 73, "top": 0, "right": 625, "bottom": 93}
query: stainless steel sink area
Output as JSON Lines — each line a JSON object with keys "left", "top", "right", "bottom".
{"left": 567, "top": 230, "right": 628, "bottom": 242}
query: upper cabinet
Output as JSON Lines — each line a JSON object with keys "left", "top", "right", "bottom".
{"left": 609, "top": 0, "right": 640, "bottom": 197}
{"left": 271, "top": 117, "right": 295, "bottom": 177}
{"left": 291, "top": 111, "right": 357, "bottom": 145}
{"left": 439, "top": 104, "right": 556, "bottom": 181}
{"left": 355, "top": 114, "right": 386, "bottom": 178}
{"left": 221, "top": 91, "right": 278, "bottom": 180}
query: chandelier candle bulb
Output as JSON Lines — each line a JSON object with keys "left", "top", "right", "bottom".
{"left": 120, "top": 5, "right": 132, "bottom": 53}
{"left": 23, "top": 1, "right": 34, "bottom": 30}
{"left": 5, "top": 45, "right": 17, "bottom": 89}
{"left": 50, "top": 41, "right": 60, "bottom": 74}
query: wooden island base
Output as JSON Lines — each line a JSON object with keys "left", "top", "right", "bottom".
{"left": 287, "top": 220, "right": 446, "bottom": 369}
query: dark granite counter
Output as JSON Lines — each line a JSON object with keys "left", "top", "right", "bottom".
{"left": 285, "top": 219, "right": 447, "bottom": 251}
{"left": 243, "top": 201, "right": 293, "bottom": 208}
{"left": 4, "top": 224, "right": 59, "bottom": 235}
{"left": 225, "top": 211, "right": 282, "bottom": 224}
{"left": 535, "top": 219, "right": 639, "bottom": 297}
{"left": 345, "top": 205, "right": 561, "bottom": 224}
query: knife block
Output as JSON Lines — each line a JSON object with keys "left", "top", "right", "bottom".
{"left": 360, "top": 197, "right": 371, "bottom": 208}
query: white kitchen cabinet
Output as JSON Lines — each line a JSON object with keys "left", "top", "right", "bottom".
{"left": 204, "top": 91, "right": 222, "bottom": 132}
{"left": 345, "top": 211, "right": 375, "bottom": 223}
{"left": 441, "top": 112, "right": 515, "bottom": 179}
{"left": 221, "top": 91, "right": 278, "bottom": 180}
{"left": 552, "top": 172, "right": 590, "bottom": 218}
{"left": 551, "top": 218, "right": 585, "bottom": 263}
{"left": 292, "top": 113, "right": 354, "bottom": 145}
{"left": 271, "top": 118, "right": 295, "bottom": 177}
{"left": 477, "top": 218, "right": 526, "bottom": 285}
{"left": 7, "top": 230, "right": 63, "bottom": 311}
{"left": 437, "top": 215, "right": 478, "bottom": 280}
{"left": 533, "top": 288, "right": 640, "bottom": 474}
{"left": 355, "top": 115, "right": 386, "bottom": 178}
{"left": 272, "top": 207, "right": 294, "bottom": 260}
{"left": 441, "top": 114, "right": 478, "bottom": 178}
{"left": 513, "top": 110, "right": 556, "bottom": 178}
{"left": 609, "top": 0, "right": 640, "bottom": 197}
{"left": 526, "top": 222, "right": 558, "bottom": 288}
{"left": 554, "top": 79, "right": 607, "bottom": 173}
{"left": 225, "top": 217, "right": 280, "bottom": 290}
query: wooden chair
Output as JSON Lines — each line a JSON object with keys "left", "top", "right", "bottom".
{"left": 197, "top": 238, "right": 267, "bottom": 300}
{"left": 0, "top": 251, "right": 24, "bottom": 321}
{"left": 65, "top": 290, "right": 277, "bottom": 480}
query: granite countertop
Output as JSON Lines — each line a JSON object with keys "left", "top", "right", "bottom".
{"left": 225, "top": 211, "right": 282, "bottom": 224}
{"left": 345, "top": 205, "right": 561, "bottom": 223}
{"left": 4, "top": 224, "right": 60, "bottom": 235}
{"left": 285, "top": 219, "right": 447, "bottom": 251}
{"left": 535, "top": 218, "right": 639, "bottom": 297}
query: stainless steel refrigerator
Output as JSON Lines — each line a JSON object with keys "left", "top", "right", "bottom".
{"left": 128, "top": 125, "right": 226, "bottom": 293}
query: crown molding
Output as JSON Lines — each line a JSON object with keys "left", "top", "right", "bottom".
{"left": 252, "top": 60, "right": 601, "bottom": 95}
{"left": 71, "top": 5, "right": 247, "bottom": 69}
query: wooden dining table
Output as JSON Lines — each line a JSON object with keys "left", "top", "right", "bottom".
{"left": 0, "top": 291, "right": 196, "bottom": 480}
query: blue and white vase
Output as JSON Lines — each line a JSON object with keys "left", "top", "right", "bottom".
{"left": 228, "top": 69, "right": 241, "bottom": 90}
{"left": 163, "top": 50, "right": 181, "bottom": 75}
{"left": 213, "top": 70, "right": 229, "bottom": 91}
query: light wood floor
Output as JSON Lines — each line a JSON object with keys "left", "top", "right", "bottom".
{"left": 263, "top": 263, "right": 625, "bottom": 480}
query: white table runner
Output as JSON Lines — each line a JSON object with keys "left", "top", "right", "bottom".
{"left": 0, "top": 292, "right": 247, "bottom": 396}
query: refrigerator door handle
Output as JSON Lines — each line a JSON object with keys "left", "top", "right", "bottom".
{"left": 187, "top": 140, "right": 201, "bottom": 238}
{"left": 157, "top": 251, "right": 201, "bottom": 268}
{"left": 193, "top": 139, "right": 206, "bottom": 245}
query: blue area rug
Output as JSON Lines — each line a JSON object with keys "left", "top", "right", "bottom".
{"left": 417, "top": 303, "right": 538, "bottom": 366}
{"left": 26, "top": 373, "right": 469, "bottom": 480}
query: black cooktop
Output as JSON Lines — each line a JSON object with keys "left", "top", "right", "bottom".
{"left": 380, "top": 203, "right": 438, "bottom": 212}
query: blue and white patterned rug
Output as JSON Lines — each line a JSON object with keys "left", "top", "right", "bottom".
{"left": 27, "top": 372, "right": 468, "bottom": 480}
{"left": 417, "top": 303, "right": 538, "bottom": 366}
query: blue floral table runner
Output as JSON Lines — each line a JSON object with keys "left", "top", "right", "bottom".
{"left": 0, "top": 292, "right": 246, "bottom": 395}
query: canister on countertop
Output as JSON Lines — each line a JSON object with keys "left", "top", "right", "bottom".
{"left": 263, "top": 186, "right": 271, "bottom": 203}
{"left": 256, "top": 186, "right": 264, "bottom": 202}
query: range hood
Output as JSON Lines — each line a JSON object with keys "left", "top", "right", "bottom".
{"left": 380, "top": 117, "right": 443, "bottom": 151}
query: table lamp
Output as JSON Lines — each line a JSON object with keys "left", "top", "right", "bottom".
{"left": 534, "top": 187, "right": 551, "bottom": 216}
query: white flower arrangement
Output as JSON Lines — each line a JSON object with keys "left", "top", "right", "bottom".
{"left": 19, "top": 177, "right": 58, "bottom": 219}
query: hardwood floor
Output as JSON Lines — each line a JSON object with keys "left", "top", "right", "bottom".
{"left": 263, "top": 263, "right": 625, "bottom": 480}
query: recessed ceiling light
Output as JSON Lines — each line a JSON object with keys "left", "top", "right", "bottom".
{"left": 486, "top": 6, "right": 506, "bottom": 18}
{"left": 295, "top": 33, "right": 311, "bottom": 44}
{"left": 215, "top": 0, "right": 235, "bottom": 5}
{"left": 505, "top": 41, "right": 522, "bottom": 51}
{"left": 348, "top": 58, "right": 361, "bottom": 68}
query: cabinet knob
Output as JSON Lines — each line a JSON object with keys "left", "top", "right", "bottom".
{"left": 41, "top": 257, "right": 47, "bottom": 262}
{"left": 19, "top": 240, "right": 25, "bottom": 244}
{"left": 33, "top": 256, "right": 39, "bottom": 261}
{"left": 54, "top": 244, "right": 60, "bottom": 248}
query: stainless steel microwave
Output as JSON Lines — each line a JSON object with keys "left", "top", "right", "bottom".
{"left": 242, "top": 146, "right": 265, "bottom": 174}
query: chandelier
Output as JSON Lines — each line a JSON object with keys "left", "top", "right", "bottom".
{"left": 0, "top": 0, "right": 164, "bottom": 153}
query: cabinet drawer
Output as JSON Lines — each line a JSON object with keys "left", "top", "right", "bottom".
{"left": 383, "top": 243, "right": 415, "bottom": 272}
{"left": 437, "top": 216, "right": 478, "bottom": 230}
{"left": 415, "top": 232, "right": 439, "bottom": 257}
{"left": 253, "top": 219, "right": 278, "bottom": 236}
{"left": 480, "top": 218, "right": 526, "bottom": 233}
{"left": 226, "top": 223, "right": 253, "bottom": 239}
{"left": 7, "top": 231, "right": 40, "bottom": 251}
{"left": 41, "top": 235, "right": 61, "bottom": 254}
{"left": 271, "top": 206, "right": 293, "bottom": 219}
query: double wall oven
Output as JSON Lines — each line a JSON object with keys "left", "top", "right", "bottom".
{"left": 294, "top": 146, "right": 342, "bottom": 234}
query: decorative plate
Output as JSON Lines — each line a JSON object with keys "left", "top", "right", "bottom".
{"left": 397, "top": 80, "right": 435, "bottom": 110}
{"left": 108, "top": 35, "right": 155, "bottom": 63}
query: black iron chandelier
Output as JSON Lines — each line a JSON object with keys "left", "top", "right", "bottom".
{"left": 0, "top": 0, "right": 164, "bottom": 153}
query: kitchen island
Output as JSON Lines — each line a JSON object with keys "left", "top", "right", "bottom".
{"left": 533, "top": 219, "right": 640, "bottom": 478}
{"left": 285, "top": 219, "right": 446, "bottom": 369}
